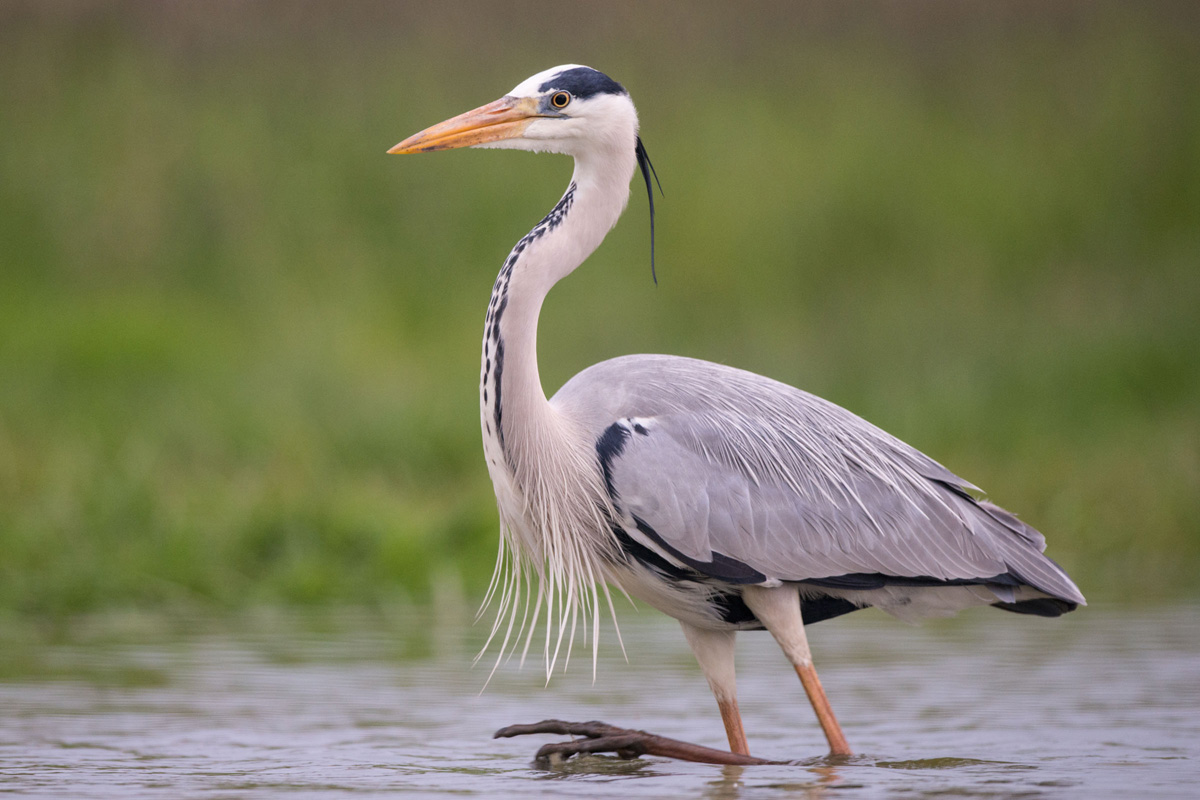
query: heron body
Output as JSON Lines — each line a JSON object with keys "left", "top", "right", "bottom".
{"left": 390, "top": 65, "right": 1085, "bottom": 761}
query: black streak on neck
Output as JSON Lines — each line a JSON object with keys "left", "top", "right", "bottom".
{"left": 484, "top": 183, "right": 577, "bottom": 469}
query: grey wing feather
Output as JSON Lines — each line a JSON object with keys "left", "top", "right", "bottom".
{"left": 552, "top": 354, "right": 1085, "bottom": 606}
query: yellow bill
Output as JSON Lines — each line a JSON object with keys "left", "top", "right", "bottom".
{"left": 388, "top": 96, "right": 541, "bottom": 154}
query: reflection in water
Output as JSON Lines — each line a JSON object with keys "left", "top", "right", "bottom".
{"left": 704, "top": 765, "right": 750, "bottom": 800}
{"left": 701, "top": 763, "right": 847, "bottom": 800}
{"left": 0, "top": 604, "right": 1196, "bottom": 798}
{"left": 809, "top": 764, "right": 844, "bottom": 792}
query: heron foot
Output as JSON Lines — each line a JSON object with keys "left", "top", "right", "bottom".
{"left": 494, "top": 719, "right": 779, "bottom": 766}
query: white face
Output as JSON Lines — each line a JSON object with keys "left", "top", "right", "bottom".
{"left": 388, "top": 65, "right": 640, "bottom": 161}
{"left": 481, "top": 65, "right": 640, "bottom": 158}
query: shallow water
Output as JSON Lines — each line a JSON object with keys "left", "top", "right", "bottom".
{"left": 1, "top": 604, "right": 1196, "bottom": 798}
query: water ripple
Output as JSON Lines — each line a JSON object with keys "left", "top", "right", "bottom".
{"left": 0, "top": 604, "right": 1196, "bottom": 799}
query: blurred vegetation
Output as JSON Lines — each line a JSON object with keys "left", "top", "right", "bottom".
{"left": 0, "top": 1, "right": 1197, "bottom": 618}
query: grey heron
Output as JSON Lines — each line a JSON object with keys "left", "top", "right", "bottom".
{"left": 388, "top": 65, "right": 1085, "bottom": 765}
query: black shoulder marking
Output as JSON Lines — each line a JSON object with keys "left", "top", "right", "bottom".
{"left": 538, "top": 67, "right": 626, "bottom": 99}
{"left": 596, "top": 422, "right": 631, "bottom": 500}
{"left": 632, "top": 515, "right": 765, "bottom": 584}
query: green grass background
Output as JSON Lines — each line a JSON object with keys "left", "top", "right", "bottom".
{"left": 1, "top": 1, "right": 1197, "bottom": 618}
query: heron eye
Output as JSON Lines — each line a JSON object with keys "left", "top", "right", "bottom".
{"left": 550, "top": 91, "right": 571, "bottom": 109}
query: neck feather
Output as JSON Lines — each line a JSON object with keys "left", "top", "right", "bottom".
{"left": 480, "top": 145, "right": 636, "bottom": 471}
{"left": 476, "top": 139, "right": 638, "bottom": 679}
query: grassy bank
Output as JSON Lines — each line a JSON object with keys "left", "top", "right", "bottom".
{"left": 1, "top": 2, "right": 1197, "bottom": 616}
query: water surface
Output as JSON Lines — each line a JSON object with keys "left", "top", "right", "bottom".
{"left": 1, "top": 604, "right": 1196, "bottom": 798}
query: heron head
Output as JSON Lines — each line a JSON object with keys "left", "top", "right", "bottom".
{"left": 388, "top": 65, "right": 638, "bottom": 159}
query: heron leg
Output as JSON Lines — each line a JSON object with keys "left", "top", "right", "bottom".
{"left": 494, "top": 626, "right": 774, "bottom": 765}
{"left": 680, "top": 622, "right": 751, "bottom": 755}
{"left": 494, "top": 720, "right": 777, "bottom": 765}
{"left": 742, "top": 585, "right": 852, "bottom": 756}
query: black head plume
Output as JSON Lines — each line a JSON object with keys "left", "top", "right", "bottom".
{"left": 635, "top": 136, "right": 663, "bottom": 285}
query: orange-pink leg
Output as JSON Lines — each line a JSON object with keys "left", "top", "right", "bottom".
{"left": 680, "top": 623, "right": 752, "bottom": 755}
{"left": 795, "top": 659, "right": 851, "bottom": 755}
{"left": 716, "top": 693, "right": 751, "bottom": 755}
{"left": 743, "top": 585, "right": 852, "bottom": 756}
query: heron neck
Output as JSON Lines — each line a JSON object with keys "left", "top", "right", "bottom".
{"left": 481, "top": 149, "right": 636, "bottom": 470}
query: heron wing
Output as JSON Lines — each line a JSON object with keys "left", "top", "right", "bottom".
{"left": 554, "top": 354, "right": 1084, "bottom": 604}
